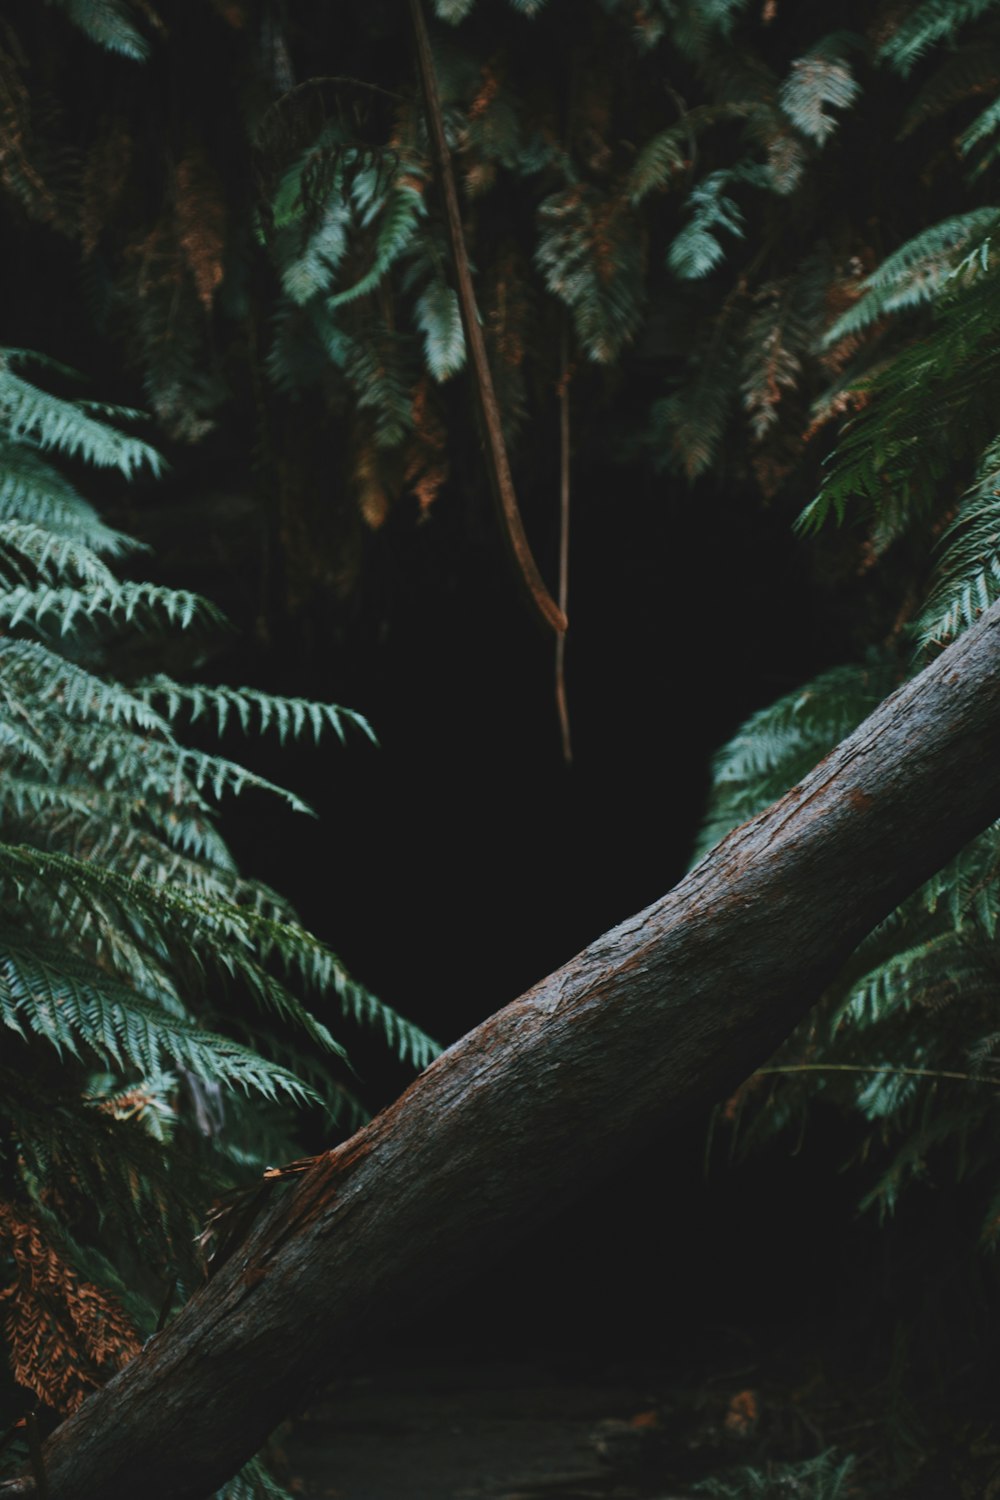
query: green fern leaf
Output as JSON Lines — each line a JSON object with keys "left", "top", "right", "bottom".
{"left": 327, "top": 170, "right": 425, "bottom": 310}
{"left": 877, "top": 0, "right": 1000, "bottom": 76}
{"left": 536, "top": 186, "right": 645, "bottom": 361}
{"left": 822, "top": 209, "right": 1000, "bottom": 344}
{"left": 52, "top": 0, "right": 151, "bottom": 61}
{"left": 433, "top": 0, "right": 476, "bottom": 22}
{"left": 668, "top": 171, "right": 745, "bottom": 279}
{"left": 136, "top": 676, "right": 376, "bottom": 746}
{"left": 415, "top": 280, "right": 466, "bottom": 381}
{"left": 916, "top": 436, "right": 1000, "bottom": 652}
{"left": 0, "top": 441, "right": 135, "bottom": 553}
{"left": 0, "top": 580, "right": 225, "bottom": 637}
{"left": 215, "top": 1455, "right": 296, "bottom": 1500}
{"left": 0, "top": 363, "right": 162, "bottom": 478}
{"left": 780, "top": 33, "right": 862, "bottom": 145}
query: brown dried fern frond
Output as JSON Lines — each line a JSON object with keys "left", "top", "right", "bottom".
{"left": 80, "top": 118, "right": 134, "bottom": 258}
{"left": 0, "top": 1200, "right": 141, "bottom": 1415}
{"left": 404, "top": 377, "right": 449, "bottom": 515}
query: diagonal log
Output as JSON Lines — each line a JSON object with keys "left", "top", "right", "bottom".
{"left": 8, "top": 603, "right": 1000, "bottom": 1498}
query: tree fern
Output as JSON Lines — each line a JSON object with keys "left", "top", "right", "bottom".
{"left": 0, "top": 362, "right": 438, "bottom": 1459}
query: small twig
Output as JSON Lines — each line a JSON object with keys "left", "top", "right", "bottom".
{"left": 407, "top": 0, "right": 566, "bottom": 635}
{"left": 757, "top": 1062, "right": 994, "bottom": 1085}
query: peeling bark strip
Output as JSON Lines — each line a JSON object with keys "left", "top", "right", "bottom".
{"left": 9, "top": 605, "right": 1000, "bottom": 1499}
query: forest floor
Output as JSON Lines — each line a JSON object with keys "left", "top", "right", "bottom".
{"left": 275, "top": 1327, "right": 1000, "bottom": 1500}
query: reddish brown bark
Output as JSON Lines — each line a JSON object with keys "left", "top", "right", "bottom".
{"left": 8, "top": 602, "right": 1000, "bottom": 1498}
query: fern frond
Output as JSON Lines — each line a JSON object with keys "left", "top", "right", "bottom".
{"left": 280, "top": 196, "right": 352, "bottom": 307}
{"left": 899, "top": 42, "right": 1000, "bottom": 139}
{"left": 780, "top": 33, "right": 862, "bottom": 145}
{"left": 55, "top": 722, "right": 315, "bottom": 815}
{"left": 0, "top": 363, "right": 162, "bottom": 478}
{"left": 345, "top": 319, "right": 417, "bottom": 449}
{"left": 50, "top": 0, "right": 152, "bottom": 62}
{"left": 135, "top": 676, "right": 376, "bottom": 747}
{"left": 822, "top": 209, "right": 1000, "bottom": 344}
{"left": 327, "top": 168, "right": 425, "bottom": 310}
{"left": 3, "top": 1068, "right": 207, "bottom": 1277}
{"left": 0, "top": 640, "right": 170, "bottom": 733}
{"left": 916, "top": 435, "right": 1000, "bottom": 653}
{"left": 877, "top": 0, "right": 1000, "bottom": 76}
{"left": 215, "top": 1456, "right": 295, "bottom": 1500}
{"left": 0, "top": 938, "right": 323, "bottom": 1106}
{"left": 800, "top": 249, "right": 1000, "bottom": 538}
{"left": 434, "top": 0, "right": 476, "bottom": 22}
{"left": 414, "top": 279, "right": 466, "bottom": 382}
{"left": 536, "top": 186, "right": 645, "bottom": 362}
{"left": 0, "top": 521, "right": 117, "bottom": 590}
{"left": 627, "top": 104, "right": 753, "bottom": 206}
{"left": 648, "top": 304, "right": 743, "bottom": 478}
{"left": 0, "top": 580, "right": 225, "bottom": 637}
{"left": 627, "top": 127, "right": 688, "bottom": 206}
{"left": 693, "top": 660, "right": 893, "bottom": 861}
{"left": 667, "top": 170, "right": 745, "bottom": 279}
{"left": 961, "top": 92, "right": 1000, "bottom": 179}
{"left": 0, "top": 442, "right": 135, "bottom": 554}
{"left": 0, "top": 847, "right": 440, "bottom": 1068}
{"left": 740, "top": 272, "right": 817, "bottom": 440}
{"left": 693, "top": 1449, "right": 856, "bottom": 1498}
{"left": 0, "top": 1198, "right": 142, "bottom": 1415}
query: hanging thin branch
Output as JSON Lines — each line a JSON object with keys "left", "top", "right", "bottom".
{"left": 555, "top": 320, "right": 573, "bottom": 763}
{"left": 407, "top": 0, "right": 567, "bottom": 635}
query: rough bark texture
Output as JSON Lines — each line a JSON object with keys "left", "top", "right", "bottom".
{"left": 9, "top": 603, "right": 1000, "bottom": 1499}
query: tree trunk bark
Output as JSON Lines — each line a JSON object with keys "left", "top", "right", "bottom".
{"left": 9, "top": 604, "right": 1000, "bottom": 1499}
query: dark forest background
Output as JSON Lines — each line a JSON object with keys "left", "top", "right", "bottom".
{"left": 5, "top": 1, "right": 1000, "bottom": 1493}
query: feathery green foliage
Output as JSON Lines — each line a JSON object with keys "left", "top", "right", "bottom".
{"left": 877, "top": 0, "right": 1000, "bottom": 76}
{"left": 779, "top": 34, "right": 861, "bottom": 146}
{"left": 694, "top": 1450, "right": 858, "bottom": 1499}
{"left": 0, "top": 362, "right": 436, "bottom": 1492}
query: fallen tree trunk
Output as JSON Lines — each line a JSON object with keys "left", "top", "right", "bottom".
{"left": 9, "top": 603, "right": 1000, "bottom": 1499}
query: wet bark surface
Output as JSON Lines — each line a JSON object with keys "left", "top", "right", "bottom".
{"left": 8, "top": 602, "right": 1000, "bottom": 1499}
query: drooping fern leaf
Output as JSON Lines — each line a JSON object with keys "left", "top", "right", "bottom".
{"left": 916, "top": 435, "right": 1000, "bottom": 654}
{"left": 0, "top": 356, "right": 438, "bottom": 1436}
{"left": 48, "top": 0, "right": 151, "bottom": 62}
{"left": 877, "top": 0, "right": 1000, "bottom": 77}
{"left": 821, "top": 209, "right": 1000, "bottom": 344}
